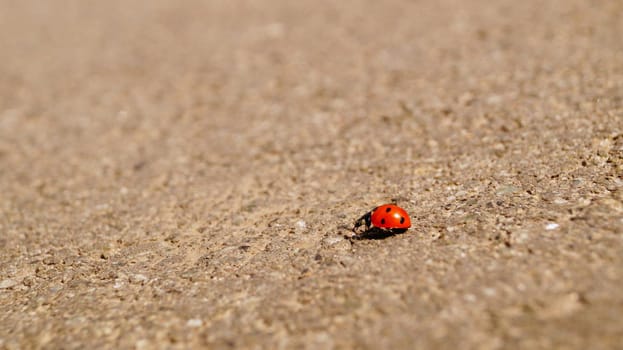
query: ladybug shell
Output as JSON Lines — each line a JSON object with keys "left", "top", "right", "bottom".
{"left": 370, "top": 204, "right": 411, "bottom": 229}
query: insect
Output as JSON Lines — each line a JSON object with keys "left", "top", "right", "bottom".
{"left": 352, "top": 203, "right": 411, "bottom": 236}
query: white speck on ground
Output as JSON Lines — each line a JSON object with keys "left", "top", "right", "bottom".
{"left": 322, "top": 236, "right": 344, "bottom": 246}
{"left": 483, "top": 288, "right": 497, "bottom": 297}
{"left": 295, "top": 220, "right": 307, "bottom": 231}
{"left": 464, "top": 294, "right": 477, "bottom": 302}
{"left": 135, "top": 339, "right": 149, "bottom": 350}
{"left": 186, "top": 319, "right": 203, "bottom": 328}
{"left": 546, "top": 223, "right": 560, "bottom": 230}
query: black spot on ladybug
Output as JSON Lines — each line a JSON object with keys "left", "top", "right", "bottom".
{"left": 400, "top": 216, "right": 405, "bottom": 224}
{"left": 381, "top": 218, "right": 386, "bottom": 225}
{"left": 385, "top": 207, "right": 392, "bottom": 213}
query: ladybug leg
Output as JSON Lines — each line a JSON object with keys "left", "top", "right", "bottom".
{"left": 352, "top": 211, "right": 372, "bottom": 234}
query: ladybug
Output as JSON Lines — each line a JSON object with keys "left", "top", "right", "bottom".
{"left": 352, "top": 203, "right": 411, "bottom": 235}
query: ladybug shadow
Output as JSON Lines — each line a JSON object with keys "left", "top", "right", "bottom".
{"left": 350, "top": 227, "right": 408, "bottom": 240}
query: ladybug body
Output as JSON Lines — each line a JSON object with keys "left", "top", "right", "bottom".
{"left": 352, "top": 204, "right": 411, "bottom": 235}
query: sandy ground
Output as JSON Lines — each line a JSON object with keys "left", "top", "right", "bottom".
{"left": 1, "top": 0, "right": 622, "bottom": 348}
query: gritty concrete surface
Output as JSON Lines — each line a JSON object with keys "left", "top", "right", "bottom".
{"left": 1, "top": 0, "right": 622, "bottom": 349}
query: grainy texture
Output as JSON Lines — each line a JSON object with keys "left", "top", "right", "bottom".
{"left": 1, "top": 0, "right": 622, "bottom": 349}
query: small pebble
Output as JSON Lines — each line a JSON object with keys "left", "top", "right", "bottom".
{"left": 49, "top": 285, "right": 63, "bottom": 293}
{"left": 496, "top": 185, "right": 520, "bottom": 196}
{"left": 483, "top": 287, "right": 497, "bottom": 297}
{"left": 0, "top": 279, "right": 18, "bottom": 289}
{"left": 135, "top": 339, "right": 149, "bottom": 350}
{"left": 186, "top": 318, "right": 203, "bottom": 327}
{"left": 545, "top": 223, "right": 560, "bottom": 230}
{"left": 486, "top": 95, "right": 502, "bottom": 105}
{"left": 43, "top": 256, "right": 59, "bottom": 265}
{"left": 295, "top": 220, "right": 307, "bottom": 230}
{"left": 322, "top": 236, "right": 343, "bottom": 246}
{"left": 130, "top": 274, "right": 149, "bottom": 284}
{"left": 464, "top": 294, "right": 477, "bottom": 302}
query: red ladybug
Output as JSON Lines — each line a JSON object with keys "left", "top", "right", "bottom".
{"left": 352, "top": 204, "right": 411, "bottom": 235}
